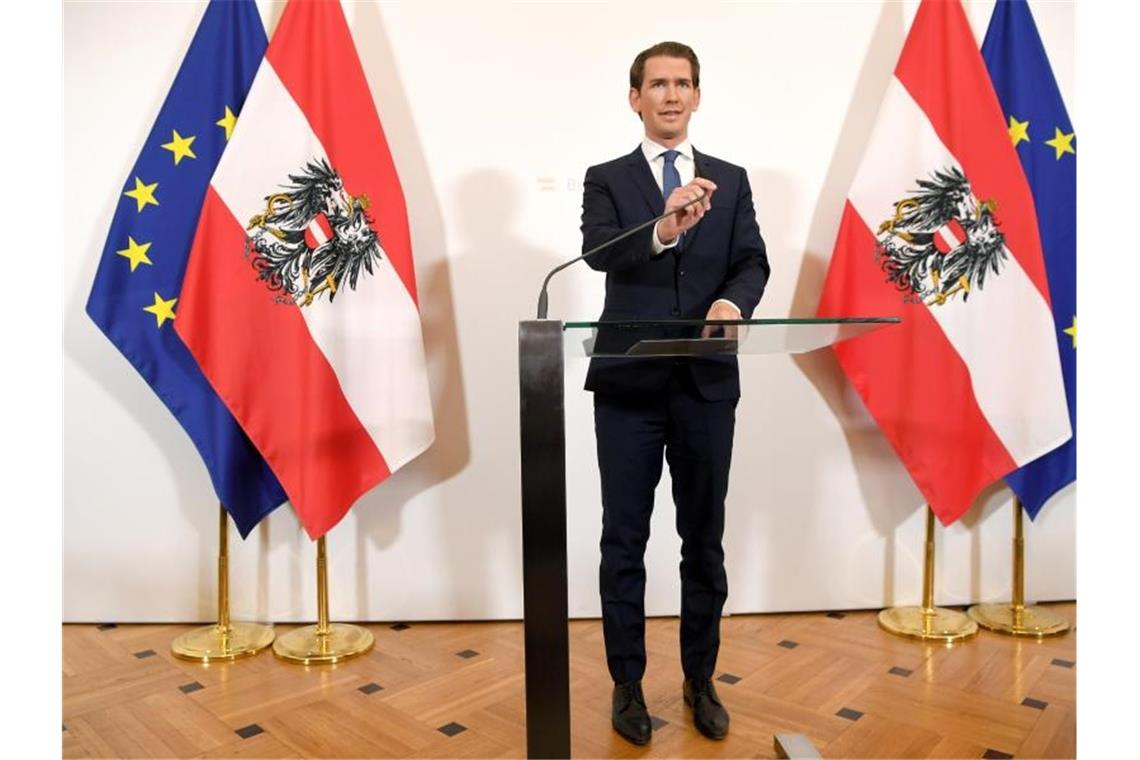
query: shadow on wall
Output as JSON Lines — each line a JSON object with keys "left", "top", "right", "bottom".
{"left": 423, "top": 166, "right": 567, "bottom": 618}
{"left": 343, "top": 3, "right": 475, "bottom": 621}
{"left": 732, "top": 167, "right": 843, "bottom": 613}
{"left": 723, "top": 167, "right": 800, "bottom": 614}
{"left": 787, "top": 0, "right": 925, "bottom": 607}
{"left": 335, "top": 4, "right": 567, "bottom": 623}
{"left": 960, "top": 478, "right": 1014, "bottom": 604}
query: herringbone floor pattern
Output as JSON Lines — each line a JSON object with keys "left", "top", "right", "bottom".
{"left": 63, "top": 603, "right": 1075, "bottom": 758}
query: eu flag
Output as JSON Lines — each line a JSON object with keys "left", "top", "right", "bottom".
{"left": 983, "top": 0, "right": 1076, "bottom": 518}
{"left": 85, "top": 0, "right": 285, "bottom": 537}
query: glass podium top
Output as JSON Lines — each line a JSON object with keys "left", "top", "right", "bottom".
{"left": 562, "top": 317, "right": 899, "bottom": 357}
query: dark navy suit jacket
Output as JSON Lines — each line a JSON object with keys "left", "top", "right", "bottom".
{"left": 581, "top": 146, "right": 770, "bottom": 400}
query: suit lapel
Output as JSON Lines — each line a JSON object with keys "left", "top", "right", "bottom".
{"left": 683, "top": 148, "right": 718, "bottom": 252}
{"left": 625, "top": 146, "right": 664, "bottom": 217}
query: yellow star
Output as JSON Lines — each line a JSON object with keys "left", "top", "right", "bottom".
{"left": 1008, "top": 115, "right": 1030, "bottom": 147}
{"left": 115, "top": 236, "right": 153, "bottom": 271}
{"left": 1044, "top": 127, "right": 1075, "bottom": 160}
{"left": 216, "top": 106, "right": 238, "bottom": 141}
{"left": 1063, "top": 315, "right": 1076, "bottom": 348}
{"left": 123, "top": 177, "right": 159, "bottom": 212}
{"left": 143, "top": 292, "right": 177, "bottom": 328}
{"left": 161, "top": 129, "right": 197, "bottom": 165}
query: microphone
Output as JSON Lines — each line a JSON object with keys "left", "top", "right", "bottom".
{"left": 536, "top": 191, "right": 708, "bottom": 319}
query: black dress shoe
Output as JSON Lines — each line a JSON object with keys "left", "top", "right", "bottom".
{"left": 612, "top": 680, "right": 651, "bottom": 745}
{"left": 683, "top": 678, "right": 729, "bottom": 740}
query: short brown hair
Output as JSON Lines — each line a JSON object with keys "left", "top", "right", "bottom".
{"left": 629, "top": 42, "right": 700, "bottom": 90}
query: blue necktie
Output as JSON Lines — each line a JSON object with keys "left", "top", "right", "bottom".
{"left": 661, "top": 149, "right": 681, "bottom": 201}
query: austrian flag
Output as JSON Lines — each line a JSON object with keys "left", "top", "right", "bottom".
{"left": 176, "top": 0, "right": 435, "bottom": 539}
{"left": 816, "top": 0, "right": 1071, "bottom": 525}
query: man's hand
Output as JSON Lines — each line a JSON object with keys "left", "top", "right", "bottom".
{"left": 656, "top": 177, "right": 717, "bottom": 244}
{"left": 701, "top": 300, "right": 742, "bottom": 339}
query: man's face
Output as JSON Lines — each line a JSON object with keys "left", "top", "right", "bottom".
{"left": 629, "top": 55, "right": 700, "bottom": 145}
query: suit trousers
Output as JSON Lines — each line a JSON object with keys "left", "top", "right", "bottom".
{"left": 593, "top": 365, "right": 736, "bottom": 684}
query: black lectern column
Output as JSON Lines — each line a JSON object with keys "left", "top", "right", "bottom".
{"left": 518, "top": 319, "right": 570, "bottom": 759}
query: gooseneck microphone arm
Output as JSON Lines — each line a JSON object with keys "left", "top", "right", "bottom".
{"left": 536, "top": 192, "right": 707, "bottom": 319}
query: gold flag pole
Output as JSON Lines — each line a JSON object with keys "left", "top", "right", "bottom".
{"left": 968, "top": 498, "right": 1070, "bottom": 636}
{"left": 273, "top": 534, "right": 374, "bottom": 664}
{"left": 172, "top": 505, "right": 275, "bottom": 661}
{"left": 878, "top": 506, "right": 978, "bottom": 643}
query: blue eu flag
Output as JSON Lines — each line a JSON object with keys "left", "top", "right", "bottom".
{"left": 982, "top": 0, "right": 1076, "bottom": 518}
{"left": 85, "top": 0, "right": 285, "bottom": 537}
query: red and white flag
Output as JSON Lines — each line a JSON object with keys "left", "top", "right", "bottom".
{"left": 177, "top": 0, "right": 434, "bottom": 539}
{"left": 816, "top": 0, "right": 1070, "bottom": 525}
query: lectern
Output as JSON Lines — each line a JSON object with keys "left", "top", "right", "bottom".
{"left": 518, "top": 317, "right": 898, "bottom": 758}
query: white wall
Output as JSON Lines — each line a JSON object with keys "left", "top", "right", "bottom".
{"left": 63, "top": 0, "right": 1076, "bottom": 623}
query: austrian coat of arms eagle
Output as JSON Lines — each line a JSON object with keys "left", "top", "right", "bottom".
{"left": 875, "top": 167, "right": 1007, "bottom": 306}
{"left": 245, "top": 158, "right": 384, "bottom": 306}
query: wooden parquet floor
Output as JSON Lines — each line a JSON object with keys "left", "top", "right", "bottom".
{"left": 63, "top": 603, "right": 1075, "bottom": 759}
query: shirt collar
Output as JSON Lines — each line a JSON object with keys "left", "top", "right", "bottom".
{"left": 641, "top": 137, "right": 693, "bottom": 163}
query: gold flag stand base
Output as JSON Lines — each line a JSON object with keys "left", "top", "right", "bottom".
{"left": 879, "top": 507, "right": 977, "bottom": 644}
{"left": 272, "top": 535, "right": 374, "bottom": 664}
{"left": 172, "top": 622, "right": 275, "bottom": 662}
{"left": 878, "top": 606, "right": 977, "bottom": 643}
{"left": 967, "top": 603, "right": 1069, "bottom": 637}
{"left": 172, "top": 506, "right": 275, "bottom": 662}
{"left": 967, "top": 499, "right": 1070, "bottom": 638}
{"left": 273, "top": 623, "right": 374, "bottom": 665}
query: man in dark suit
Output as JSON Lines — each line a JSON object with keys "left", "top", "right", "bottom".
{"left": 580, "top": 41, "right": 769, "bottom": 745}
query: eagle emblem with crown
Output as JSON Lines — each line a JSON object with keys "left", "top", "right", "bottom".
{"left": 875, "top": 167, "right": 1007, "bottom": 306}
{"left": 245, "top": 158, "right": 384, "bottom": 307}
